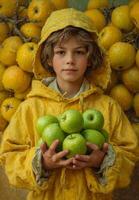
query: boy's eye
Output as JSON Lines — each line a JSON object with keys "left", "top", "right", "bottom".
{"left": 55, "top": 50, "right": 65, "bottom": 55}
{"left": 75, "top": 50, "right": 87, "bottom": 55}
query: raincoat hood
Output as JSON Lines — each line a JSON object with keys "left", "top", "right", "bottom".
{"left": 33, "top": 8, "right": 111, "bottom": 90}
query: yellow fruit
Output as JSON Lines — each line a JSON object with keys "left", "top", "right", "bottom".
{"left": 130, "top": 2, "right": 139, "bottom": 29}
{"left": 2, "top": 65, "right": 31, "bottom": 93}
{"left": 0, "top": 111, "right": 8, "bottom": 132}
{"left": 110, "top": 84, "right": 133, "bottom": 111}
{"left": 0, "top": 90, "right": 9, "bottom": 105}
{"left": 0, "top": 0, "right": 16, "bottom": 17}
{"left": 133, "top": 93, "right": 139, "bottom": 117}
{"left": 136, "top": 50, "right": 139, "bottom": 68}
{"left": 0, "top": 22, "right": 10, "bottom": 44}
{"left": 87, "top": 0, "right": 109, "bottom": 9}
{"left": 111, "top": 5, "right": 134, "bottom": 31}
{"left": 18, "top": 6, "right": 28, "bottom": 18}
{"left": 1, "top": 97, "right": 21, "bottom": 122}
{"left": 0, "top": 36, "right": 23, "bottom": 66}
{"left": 132, "top": 123, "right": 139, "bottom": 138}
{"left": 98, "top": 25, "right": 122, "bottom": 50}
{"left": 85, "top": 9, "right": 106, "bottom": 32}
{"left": 128, "top": 0, "right": 139, "bottom": 8}
{"left": 20, "top": 23, "right": 41, "bottom": 42}
{"left": 18, "top": 0, "right": 25, "bottom": 6}
{"left": 0, "top": 62, "right": 6, "bottom": 91}
{"left": 14, "top": 87, "right": 31, "bottom": 100}
{"left": 16, "top": 42, "right": 38, "bottom": 73}
{"left": 7, "top": 22, "right": 14, "bottom": 32}
{"left": 122, "top": 66, "right": 139, "bottom": 93}
{"left": 108, "top": 42, "right": 136, "bottom": 70}
{"left": 51, "top": 0, "right": 68, "bottom": 9}
{"left": 27, "top": 0, "right": 55, "bottom": 27}
{"left": 106, "top": 70, "right": 118, "bottom": 93}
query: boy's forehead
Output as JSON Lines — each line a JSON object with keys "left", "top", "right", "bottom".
{"left": 55, "top": 36, "right": 86, "bottom": 48}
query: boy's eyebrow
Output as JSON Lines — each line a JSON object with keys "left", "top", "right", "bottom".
{"left": 54, "top": 45, "right": 86, "bottom": 49}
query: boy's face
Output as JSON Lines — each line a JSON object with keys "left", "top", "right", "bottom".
{"left": 50, "top": 36, "right": 89, "bottom": 85}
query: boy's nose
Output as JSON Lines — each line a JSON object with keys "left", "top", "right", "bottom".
{"left": 66, "top": 52, "right": 74, "bottom": 64}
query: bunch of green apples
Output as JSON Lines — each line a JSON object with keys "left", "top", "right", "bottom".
{"left": 36, "top": 109, "right": 109, "bottom": 158}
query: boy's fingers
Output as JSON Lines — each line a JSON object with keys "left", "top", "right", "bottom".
{"left": 74, "top": 154, "right": 89, "bottom": 162}
{"left": 102, "top": 143, "right": 109, "bottom": 153}
{"left": 61, "top": 158, "right": 73, "bottom": 166}
{"left": 86, "top": 143, "right": 99, "bottom": 151}
{"left": 48, "top": 140, "right": 59, "bottom": 155}
{"left": 52, "top": 150, "right": 69, "bottom": 162}
{"left": 72, "top": 158, "right": 86, "bottom": 168}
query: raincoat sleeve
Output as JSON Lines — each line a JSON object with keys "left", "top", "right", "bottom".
{"left": 84, "top": 99, "right": 139, "bottom": 194}
{"left": 0, "top": 100, "right": 53, "bottom": 191}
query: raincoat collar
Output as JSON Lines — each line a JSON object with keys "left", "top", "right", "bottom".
{"left": 27, "top": 80, "right": 103, "bottom": 102}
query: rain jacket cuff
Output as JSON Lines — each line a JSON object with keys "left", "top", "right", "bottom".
{"left": 32, "top": 147, "right": 51, "bottom": 185}
{"left": 93, "top": 144, "right": 116, "bottom": 185}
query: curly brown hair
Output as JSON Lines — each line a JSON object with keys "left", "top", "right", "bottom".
{"left": 40, "top": 26, "right": 104, "bottom": 74}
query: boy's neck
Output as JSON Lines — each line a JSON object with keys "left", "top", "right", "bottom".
{"left": 56, "top": 78, "right": 83, "bottom": 98}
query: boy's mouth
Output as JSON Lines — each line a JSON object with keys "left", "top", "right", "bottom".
{"left": 62, "top": 69, "right": 77, "bottom": 71}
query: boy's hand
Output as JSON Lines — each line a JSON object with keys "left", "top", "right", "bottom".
{"left": 71, "top": 143, "right": 109, "bottom": 170}
{"left": 40, "top": 140, "right": 73, "bottom": 170}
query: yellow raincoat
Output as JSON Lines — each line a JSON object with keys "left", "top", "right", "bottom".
{"left": 0, "top": 8, "right": 138, "bottom": 200}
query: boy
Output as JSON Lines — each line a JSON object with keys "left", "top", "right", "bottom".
{"left": 0, "top": 8, "right": 138, "bottom": 200}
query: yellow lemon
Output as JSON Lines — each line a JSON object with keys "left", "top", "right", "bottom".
{"left": 106, "top": 70, "right": 119, "bottom": 93}
{"left": 85, "top": 9, "right": 106, "bottom": 32}
{"left": 0, "top": 111, "right": 8, "bottom": 132}
{"left": 18, "top": 0, "right": 25, "bottom": 6}
{"left": 98, "top": 25, "right": 122, "bottom": 50}
{"left": 1, "top": 97, "right": 21, "bottom": 122}
{"left": 18, "top": 6, "right": 28, "bottom": 18}
{"left": 130, "top": 2, "right": 139, "bottom": 29}
{"left": 110, "top": 84, "right": 133, "bottom": 111}
{"left": 0, "top": 90, "right": 9, "bottom": 105}
{"left": 108, "top": 42, "right": 136, "bottom": 70}
{"left": 0, "top": 0, "right": 16, "bottom": 17}
{"left": 122, "top": 65, "right": 139, "bottom": 93}
{"left": 87, "top": 0, "right": 109, "bottom": 9}
{"left": 20, "top": 23, "right": 41, "bottom": 42}
{"left": 0, "top": 22, "right": 10, "bottom": 44}
{"left": 136, "top": 50, "right": 139, "bottom": 68}
{"left": 27, "top": 0, "right": 55, "bottom": 27}
{"left": 0, "top": 62, "right": 6, "bottom": 91}
{"left": 2, "top": 65, "right": 32, "bottom": 93}
{"left": 0, "top": 36, "right": 23, "bottom": 66}
{"left": 111, "top": 5, "right": 134, "bottom": 31}
{"left": 51, "top": 0, "right": 68, "bottom": 9}
{"left": 14, "top": 87, "right": 31, "bottom": 100}
{"left": 132, "top": 123, "right": 139, "bottom": 139}
{"left": 128, "top": 0, "right": 139, "bottom": 8}
{"left": 16, "top": 42, "right": 38, "bottom": 73}
{"left": 133, "top": 93, "right": 139, "bottom": 117}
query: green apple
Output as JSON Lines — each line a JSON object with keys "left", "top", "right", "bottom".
{"left": 36, "top": 114, "right": 58, "bottom": 136}
{"left": 82, "top": 129, "right": 105, "bottom": 149}
{"left": 101, "top": 129, "right": 109, "bottom": 142}
{"left": 59, "top": 109, "right": 84, "bottom": 134}
{"left": 83, "top": 108, "right": 104, "bottom": 130}
{"left": 62, "top": 133, "right": 87, "bottom": 158}
{"left": 42, "top": 123, "right": 65, "bottom": 151}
